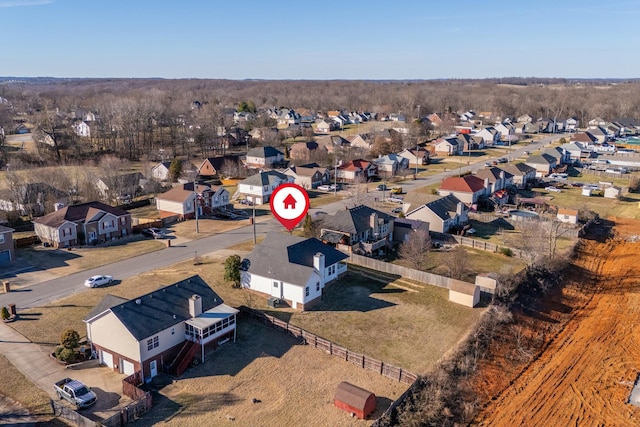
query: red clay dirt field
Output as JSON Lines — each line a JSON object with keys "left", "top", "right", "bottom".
{"left": 472, "top": 217, "right": 640, "bottom": 426}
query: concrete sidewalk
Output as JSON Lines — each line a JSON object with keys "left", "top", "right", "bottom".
{"left": 0, "top": 321, "right": 130, "bottom": 419}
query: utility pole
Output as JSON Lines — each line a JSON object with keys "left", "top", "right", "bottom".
{"left": 252, "top": 203, "right": 256, "bottom": 244}
{"left": 334, "top": 161, "right": 338, "bottom": 197}
{"left": 415, "top": 105, "right": 421, "bottom": 179}
{"left": 193, "top": 179, "right": 199, "bottom": 234}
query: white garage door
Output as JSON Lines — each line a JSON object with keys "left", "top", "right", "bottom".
{"left": 101, "top": 350, "right": 113, "bottom": 369}
{"left": 122, "top": 360, "right": 135, "bottom": 376}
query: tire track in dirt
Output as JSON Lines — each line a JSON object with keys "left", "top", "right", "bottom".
{"left": 474, "top": 228, "right": 640, "bottom": 426}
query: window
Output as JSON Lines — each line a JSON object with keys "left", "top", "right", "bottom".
{"left": 0, "top": 234, "right": 4, "bottom": 244}
{"left": 273, "top": 281, "right": 279, "bottom": 288}
{"left": 147, "top": 336, "right": 159, "bottom": 351}
{"left": 305, "top": 287, "right": 310, "bottom": 297}
{"left": 316, "top": 282, "right": 320, "bottom": 292}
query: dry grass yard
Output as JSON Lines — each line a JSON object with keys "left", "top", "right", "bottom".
{"left": 7, "top": 246, "right": 486, "bottom": 425}
{"left": 134, "top": 319, "right": 409, "bottom": 427}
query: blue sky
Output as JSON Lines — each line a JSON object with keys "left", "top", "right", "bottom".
{"left": 2, "top": 0, "right": 639, "bottom": 79}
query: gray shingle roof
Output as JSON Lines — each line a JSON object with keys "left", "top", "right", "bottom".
{"left": 247, "top": 146, "right": 283, "bottom": 158}
{"left": 85, "top": 275, "right": 224, "bottom": 341}
{"left": 407, "top": 194, "right": 464, "bottom": 221}
{"left": 321, "top": 205, "right": 394, "bottom": 235}
{"left": 32, "top": 201, "right": 130, "bottom": 228}
{"left": 240, "top": 170, "right": 289, "bottom": 186}
{"left": 243, "top": 232, "right": 348, "bottom": 287}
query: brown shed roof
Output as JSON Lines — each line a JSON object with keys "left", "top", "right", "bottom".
{"left": 333, "top": 382, "right": 375, "bottom": 410}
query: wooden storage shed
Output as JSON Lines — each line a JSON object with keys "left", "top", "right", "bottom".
{"left": 333, "top": 381, "right": 376, "bottom": 419}
{"left": 448, "top": 279, "right": 480, "bottom": 307}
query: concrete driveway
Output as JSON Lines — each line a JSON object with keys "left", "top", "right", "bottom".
{"left": 0, "top": 321, "right": 132, "bottom": 422}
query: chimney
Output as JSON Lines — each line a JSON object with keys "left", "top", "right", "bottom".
{"left": 483, "top": 177, "right": 490, "bottom": 189}
{"left": 456, "top": 202, "right": 465, "bottom": 216}
{"left": 313, "top": 252, "right": 325, "bottom": 274}
{"left": 189, "top": 294, "right": 202, "bottom": 317}
{"left": 369, "top": 213, "right": 378, "bottom": 231}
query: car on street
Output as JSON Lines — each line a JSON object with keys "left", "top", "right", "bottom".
{"left": 387, "top": 196, "right": 404, "bottom": 203}
{"left": 497, "top": 157, "right": 508, "bottom": 163}
{"left": 376, "top": 184, "right": 388, "bottom": 191}
{"left": 545, "top": 186, "right": 562, "bottom": 193}
{"left": 141, "top": 227, "right": 165, "bottom": 239}
{"left": 317, "top": 184, "right": 338, "bottom": 191}
{"left": 84, "top": 275, "right": 113, "bottom": 288}
{"left": 391, "top": 207, "right": 402, "bottom": 214}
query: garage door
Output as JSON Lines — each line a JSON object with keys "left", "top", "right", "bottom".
{"left": 122, "top": 359, "right": 135, "bottom": 376}
{"left": 0, "top": 250, "right": 10, "bottom": 265}
{"left": 101, "top": 350, "right": 113, "bottom": 369}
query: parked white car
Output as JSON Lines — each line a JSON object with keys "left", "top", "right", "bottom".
{"left": 317, "top": 184, "right": 338, "bottom": 191}
{"left": 84, "top": 275, "right": 113, "bottom": 288}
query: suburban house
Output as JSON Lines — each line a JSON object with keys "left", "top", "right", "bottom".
{"left": 559, "top": 141, "right": 591, "bottom": 162}
{"left": 83, "top": 275, "right": 238, "bottom": 380}
{"left": 494, "top": 122, "right": 516, "bottom": 141}
{"left": 315, "top": 119, "right": 338, "bottom": 133}
{"left": 244, "top": 146, "right": 285, "bottom": 169}
{"left": 438, "top": 175, "right": 488, "bottom": 205}
{"left": 392, "top": 218, "right": 430, "bottom": 243}
{"left": 282, "top": 164, "right": 330, "bottom": 189}
{"left": 95, "top": 172, "right": 145, "bottom": 201}
{"left": 336, "top": 159, "right": 377, "bottom": 182}
{"left": 372, "top": 154, "right": 409, "bottom": 178}
{"left": 405, "top": 194, "right": 469, "bottom": 233}
{"left": 151, "top": 160, "right": 197, "bottom": 182}
{"left": 556, "top": 208, "right": 579, "bottom": 224}
{"left": 235, "top": 170, "right": 293, "bottom": 205}
{"left": 474, "top": 127, "right": 500, "bottom": 146}
{"left": 474, "top": 167, "right": 513, "bottom": 206}
{"left": 517, "top": 114, "right": 533, "bottom": 123}
{"left": 398, "top": 148, "right": 430, "bottom": 167}
{"left": 433, "top": 136, "right": 463, "bottom": 156}
{"left": 0, "top": 225, "right": 15, "bottom": 265}
{"left": 289, "top": 141, "right": 328, "bottom": 162}
{"left": 319, "top": 205, "right": 394, "bottom": 256}
{"left": 156, "top": 183, "right": 230, "bottom": 220}
{"left": 586, "top": 126, "right": 608, "bottom": 143}
{"left": 565, "top": 117, "right": 579, "bottom": 131}
{"left": 240, "top": 233, "right": 349, "bottom": 310}
{"left": 345, "top": 134, "right": 372, "bottom": 150}
{"left": 72, "top": 121, "right": 91, "bottom": 137}
{"left": 197, "top": 155, "right": 243, "bottom": 178}
{"left": 0, "top": 182, "right": 68, "bottom": 217}
{"left": 525, "top": 153, "right": 557, "bottom": 177}
{"left": 570, "top": 131, "right": 598, "bottom": 145}
{"left": 32, "top": 201, "right": 132, "bottom": 248}
{"left": 498, "top": 162, "right": 537, "bottom": 188}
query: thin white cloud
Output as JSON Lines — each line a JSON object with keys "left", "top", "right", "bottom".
{"left": 0, "top": 0, "right": 53, "bottom": 7}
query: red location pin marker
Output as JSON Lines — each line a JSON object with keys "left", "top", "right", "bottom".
{"left": 270, "top": 183, "right": 310, "bottom": 231}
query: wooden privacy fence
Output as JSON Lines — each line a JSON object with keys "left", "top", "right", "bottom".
{"left": 452, "top": 235, "right": 525, "bottom": 258}
{"left": 347, "top": 253, "right": 452, "bottom": 289}
{"left": 240, "top": 306, "right": 418, "bottom": 384}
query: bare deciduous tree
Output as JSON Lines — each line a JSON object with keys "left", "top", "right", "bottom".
{"left": 398, "top": 229, "right": 431, "bottom": 270}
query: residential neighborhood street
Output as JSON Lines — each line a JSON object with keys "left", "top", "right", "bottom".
{"left": 0, "top": 135, "right": 558, "bottom": 312}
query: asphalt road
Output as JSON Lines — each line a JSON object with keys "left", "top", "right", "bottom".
{"left": 0, "top": 134, "right": 562, "bottom": 310}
